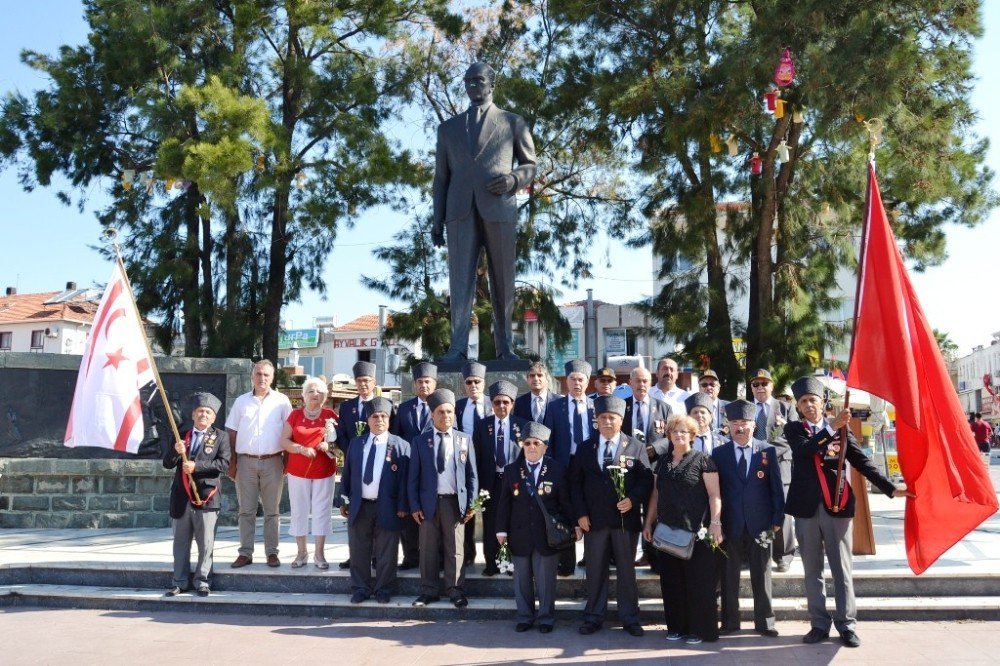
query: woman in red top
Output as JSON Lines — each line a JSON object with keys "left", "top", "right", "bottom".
{"left": 281, "top": 376, "right": 338, "bottom": 569}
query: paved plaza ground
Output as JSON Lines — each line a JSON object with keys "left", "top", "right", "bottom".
{"left": 1, "top": 457, "right": 998, "bottom": 664}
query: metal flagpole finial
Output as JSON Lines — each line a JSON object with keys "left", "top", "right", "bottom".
{"left": 101, "top": 226, "right": 121, "bottom": 255}
{"left": 863, "top": 118, "right": 883, "bottom": 162}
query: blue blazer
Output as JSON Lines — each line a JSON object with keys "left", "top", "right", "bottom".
{"left": 337, "top": 397, "right": 398, "bottom": 454}
{"left": 392, "top": 397, "right": 429, "bottom": 444}
{"left": 711, "top": 440, "right": 785, "bottom": 538}
{"left": 407, "top": 428, "right": 478, "bottom": 521}
{"left": 513, "top": 391, "right": 558, "bottom": 423}
{"left": 339, "top": 433, "right": 410, "bottom": 531}
{"left": 543, "top": 395, "right": 595, "bottom": 469}
{"left": 473, "top": 414, "right": 530, "bottom": 491}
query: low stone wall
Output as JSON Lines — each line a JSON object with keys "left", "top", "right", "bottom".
{"left": 0, "top": 458, "right": 250, "bottom": 529}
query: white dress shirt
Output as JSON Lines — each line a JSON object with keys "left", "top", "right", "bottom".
{"left": 225, "top": 389, "right": 292, "bottom": 455}
{"left": 361, "top": 433, "right": 389, "bottom": 500}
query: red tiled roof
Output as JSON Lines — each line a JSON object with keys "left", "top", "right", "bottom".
{"left": 0, "top": 291, "right": 100, "bottom": 326}
{"left": 335, "top": 313, "right": 390, "bottom": 332}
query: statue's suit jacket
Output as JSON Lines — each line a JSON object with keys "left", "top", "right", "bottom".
{"left": 433, "top": 104, "right": 536, "bottom": 226}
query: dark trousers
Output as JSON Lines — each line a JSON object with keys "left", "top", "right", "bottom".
{"left": 481, "top": 472, "right": 504, "bottom": 569}
{"left": 400, "top": 515, "right": 420, "bottom": 565}
{"left": 582, "top": 528, "right": 641, "bottom": 626}
{"left": 721, "top": 530, "right": 775, "bottom": 630}
{"left": 659, "top": 539, "right": 720, "bottom": 641}
{"left": 464, "top": 515, "right": 476, "bottom": 563}
{"left": 348, "top": 499, "right": 401, "bottom": 598}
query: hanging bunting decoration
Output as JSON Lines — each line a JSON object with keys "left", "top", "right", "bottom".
{"left": 774, "top": 99, "right": 785, "bottom": 119}
{"left": 295, "top": 171, "right": 307, "bottom": 189}
{"left": 725, "top": 134, "right": 739, "bottom": 156}
{"left": 709, "top": 134, "right": 722, "bottom": 153}
{"left": 793, "top": 107, "right": 804, "bottom": 123}
{"left": 122, "top": 169, "right": 135, "bottom": 191}
{"left": 750, "top": 152, "right": 762, "bottom": 175}
{"left": 165, "top": 178, "right": 175, "bottom": 191}
{"left": 776, "top": 140, "right": 791, "bottom": 163}
{"left": 774, "top": 47, "right": 796, "bottom": 87}
{"left": 255, "top": 155, "right": 266, "bottom": 172}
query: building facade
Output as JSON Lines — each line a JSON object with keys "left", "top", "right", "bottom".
{"left": 956, "top": 334, "right": 1000, "bottom": 421}
{"left": 0, "top": 283, "right": 99, "bottom": 355}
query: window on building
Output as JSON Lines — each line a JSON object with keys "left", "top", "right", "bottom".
{"left": 626, "top": 328, "right": 639, "bottom": 356}
{"left": 299, "top": 356, "right": 325, "bottom": 377}
{"left": 30, "top": 330, "right": 44, "bottom": 351}
{"left": 0, "top": 331, "right": 11, "bottom": 350}
{"left": 357, "top": 350, "right": 372, "bottom": 363}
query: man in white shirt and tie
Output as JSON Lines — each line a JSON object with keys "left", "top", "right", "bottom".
{"left": 475, "top": 380, "right": 529, "bottom": 574}
{"left": 392, "top": 362, "right": 438, "bottom": 570}
{"left": 648, "top": 357, "right": 690, "bottom": 414}
{"left": 408, "top": 389, "right": 478, "bottom": 608}
{"left": 455, "top": 361, "right": 490, "bottom": 564}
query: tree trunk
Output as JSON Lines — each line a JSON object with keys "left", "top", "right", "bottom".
{"left": 198, "top": 190, "right": 215, "bottom": 353}
{"left": 182, "top": 199, "right": 202, "bottom": 356}
{"left": 262, "top": 186, "right": 290, "bottom": 364}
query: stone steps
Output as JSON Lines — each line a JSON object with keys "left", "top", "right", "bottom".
{"left": 3, "top": 562, "right": 1000, "bottom": 598}
{"left": 3, "top": 583, "right": 998, "bottom": 622}
{"left": 2, "top": 563, "right": 999, "bottom": 621}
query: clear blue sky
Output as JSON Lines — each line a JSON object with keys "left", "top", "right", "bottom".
{"left": 0, "top": 1, "right": 996, "bottom": 355}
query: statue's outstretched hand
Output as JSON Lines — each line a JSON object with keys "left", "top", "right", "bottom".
{"left": 431, "top": 225, "right": 445, "bottom": 247}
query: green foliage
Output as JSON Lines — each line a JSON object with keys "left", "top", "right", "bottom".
{"left": 548, "top": 0, "right": 994, "bottom": 393}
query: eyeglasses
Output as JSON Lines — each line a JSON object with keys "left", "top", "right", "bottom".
{"left": 699, "top": 383, "right": 715, "bottom": 388}
{"left": 669, "top": 429, "right": 694, "bottom": 436}
{"left": 465, "top": 379, "right": 482, "bottom": 385}
{"left": 750, "top": 382, "right": 769, "bottom": 388}
{"left": 522, "top": 441, "right": 543, "bottom": 447}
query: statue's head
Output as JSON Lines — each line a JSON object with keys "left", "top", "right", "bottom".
{"left": 464, "top": 61, "right": 496, "bottom": 105}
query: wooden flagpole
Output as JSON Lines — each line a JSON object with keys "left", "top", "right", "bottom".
{"left": 834, "top": 120, "right": 883, "bottom": 554}
{"left": 102, "top": 228, "right": 201, "bottom": 502}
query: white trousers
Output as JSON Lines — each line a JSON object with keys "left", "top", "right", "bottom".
{"left": 286, "top": 474, "right": 334, "bottom": 537}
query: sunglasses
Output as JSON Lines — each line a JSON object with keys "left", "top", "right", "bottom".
{"left": 750, "top": 382, "right": 770, "bottom": 388}
{"left": 522, "top": 441, "right": 544, "bottom": 447}
{"left": 699, "top": 383, "right": 716, "bottom": 388}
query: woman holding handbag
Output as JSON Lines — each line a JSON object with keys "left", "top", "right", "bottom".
{"left": 495, "top": 421, "right": 578, "bottom": 634}
{"left": 643, "top": 413, "right": 723, "bottom": 645}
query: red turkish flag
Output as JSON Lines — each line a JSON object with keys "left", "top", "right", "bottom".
{"left": 64, "top": 263, "right": 155, "bottom": 453}
{"left": 847, "top": 163, "right": 997, "bottom": 574}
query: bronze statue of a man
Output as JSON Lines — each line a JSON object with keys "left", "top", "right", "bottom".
{"left": 432, "top": 62, "right": 536, "bottom": 361}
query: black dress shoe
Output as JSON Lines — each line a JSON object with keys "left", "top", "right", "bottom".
{"left": 802, "top": 627, "right": 830, "bottom": 644}
{"left": 840, "top": 630, "right": 861, "bottom": 648}
{"left": 577, "top": 558, "right": 586, "bottom": 567}
{"left": 539, "top": 624, "right": 554, "bottom": 634}
{"left": 350, "top": 592, "right": 368, "bottom": 604}
{"left": 399, "top": 561, "right": 418, "bottom": 571}
{"left": 482, "top": 567, "right": 499, "bottom": 577}
{"left": 339, "top": 559, "right": 351, "bottom": 570}
{"left": 624, "top": 624, "right": 644, "bottom": 637}
{"left": 557, "top": 567, "right": 574, "bottom": 577}
{"left": 579, "top": 622, "right": 600, "bottom": 635}
{"left": 719, "top": 625, "right": 740, "bottom": 635}
{"left": 196, "top": 586, "right": 210, "bottom": 597}
{"left": 412, "top": 594, "right": 439, "bottom": 607}
{"left": 164, "top": 586, "right": 184, "bottom": 597}
{"left": 452, "top": 595, "right": 469, "bottom": 608}
{"left": 774, "top": 562, "right": 791, "bottom": 573}
{"left": 515, "top": 622, "right": 533, "bottom": 632}
{"left": 759, "top": 628, "right": 779, "bottom": 638}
